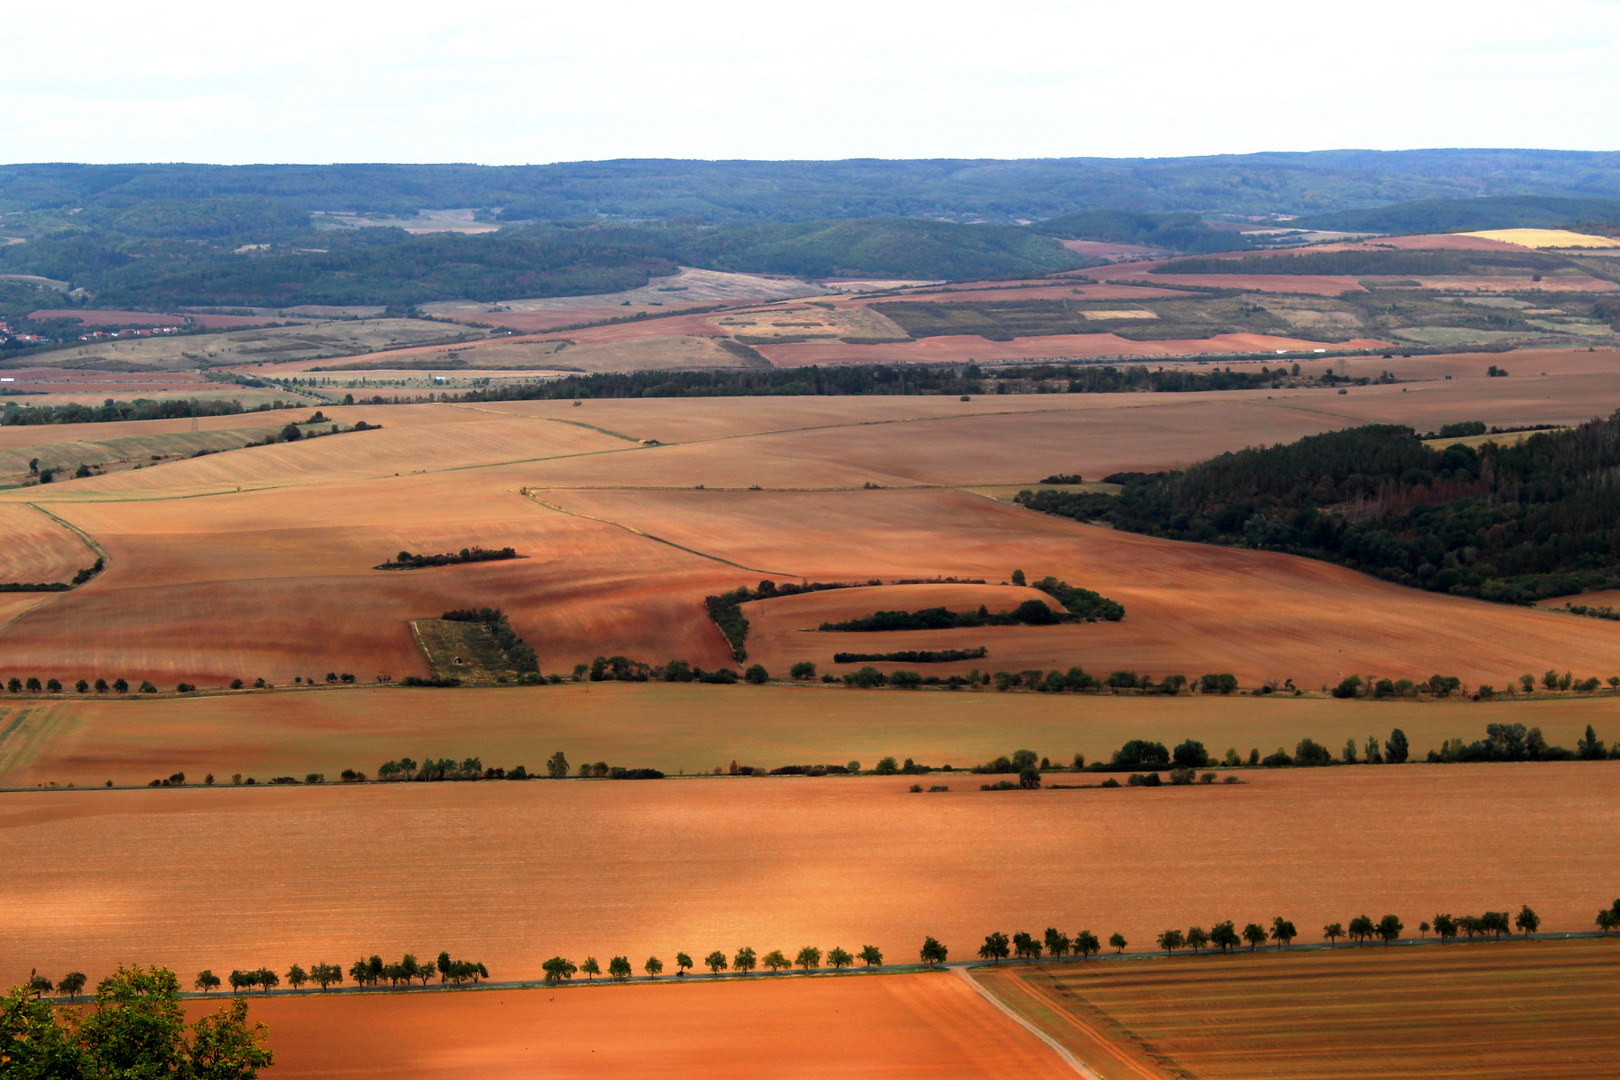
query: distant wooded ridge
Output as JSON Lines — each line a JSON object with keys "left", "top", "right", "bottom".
{"left": 4, "top": 151, "right": 1620, "bottom": 220}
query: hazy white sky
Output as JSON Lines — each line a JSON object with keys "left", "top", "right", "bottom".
{"left": 4, "top": 0, "right": 1617, "bottom": 164}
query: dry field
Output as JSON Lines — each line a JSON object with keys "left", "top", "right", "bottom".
{"left": 0, "top": 503, "right": 96, "bottom": 583}
{"left": 5, "top": 678, "right": 1620, "bottom": 788}
{"left": 754, "top": 332, "right": 1390, "bottom": 367}
{"left": 4, "top": 765, "right": 1617, "bottom": 990}
{"left": 210, "top": 972, "right": 1073, "bottom": 1080}
{"left": 1, "top": 361, "right": 1619, "bottom": 688}
{"left": 1464, "top": 228, "right": 1620, "bottom": 250}
{"left": 978, "top": 938, "right": 1620, "bottom": 1080}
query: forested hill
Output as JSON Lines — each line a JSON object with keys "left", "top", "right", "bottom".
{"left": 5, "top": 150, "right": 1620, "bottom": 222}
{"left": 1297, "top": 195, "right": 1620, "bottom": 236}
{"left": 1015, "top": 419, "right": 1620, "bottom": 604}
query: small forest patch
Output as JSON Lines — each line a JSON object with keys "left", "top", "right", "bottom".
{"left": 410, "top": 607, "right": 539, "bottom": 683}
{"left": 376, "top": 546, "right": 519, "bottom": 571}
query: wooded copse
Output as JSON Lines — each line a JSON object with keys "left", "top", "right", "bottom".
{"left": 1017, "top": 416, "right": 1620, "bottom": 605}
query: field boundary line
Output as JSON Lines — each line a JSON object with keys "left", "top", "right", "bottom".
{"left": 956, "top": 966, "right": 1103, "bottom": 1080}
{"left": 27, "top": 502, "right": 109, "bottom": 563}
{"left": 517, "top": 488, "right": 796, "bottom": 576}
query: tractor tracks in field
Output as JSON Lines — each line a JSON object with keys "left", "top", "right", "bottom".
{"left": 515, "top": 488, "right": 796, "bottom": 576}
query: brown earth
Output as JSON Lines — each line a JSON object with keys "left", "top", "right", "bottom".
{"left": 979, "top": 938, "right": 1620, "bottom": 1080}
{"left": 755, "top": 333, "right": 1390, "bottom": 367}
{"left": 212, "top": 972, "right": 1074, "bottom": 1080}
{"left": 4, "top": 765, "right": 1617, "bottom": 989}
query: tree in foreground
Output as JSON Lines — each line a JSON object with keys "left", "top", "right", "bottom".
{"left": 919, "top": 938, "right": 948, "bottom": 966}
{"left": 674, "top": 952, "right": 693, "bottom": 977}
{"left": 1157, "top": 929, "right": 1185, "bottom": 956}
{"left": 608, "top": 957, "right": 632, "bottom": 981}
{"left": 795, "top": 946, "right": 821, "bottom": 973}
{"left": 1108, "top": 933, "right": 1127, "bottom": 954}
{"left": 761, "top": 949, "right": 790, "bottom": 973}
{"left": 72, "top": 964, "right": 272, "bottom": 1080}
{"left": 1210, "top": 922, "right": 1239, "bottom": 954}
{"left": 1323, "top": 923, "right": 1344, "bottom": 948}
{"left": 734, "top": 947, "right": 757, "bottom": 974}
{"left": 980, "top": 932, "right": 1011, "bottom": 964}
{"left": 542, "top": 957, "right": 576, "bottom": 983}
{"left": 195, "top": 970, "right": 222, "bottom": 993}
{"left": 704, "top": 951, "right": 728, "bottom": 976}
{"left": 580, "top": 957, "right": 600, "bottom": 981}
{"left": 1270, "top": 917, "right": 1297, "bottom": 950}
{"left": 1376, "top": 915, "right": 1403, "bottom": 945}
{"left": 1241, "top": 924, "right": 1267, "bottom": 952}
{"left": 1515, "top": 905, "right": 1540, "bottom": 937}
{"left": 859, "top": 945, "right": 883, "bottom": 968}
{"left": 827, "top": 947, "right": 854, "bottom": 972}
{"left": 644, "top": 956, "right": 663, "bottom": 978}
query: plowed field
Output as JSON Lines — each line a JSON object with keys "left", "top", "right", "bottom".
{"left": 4, "top": 765, "right": 1617, "bottom": 989}
{"left": 979, "top": 938, "right": 1620, "bottom": 1080}
{"left": 217, "top": 972, "right": 1074, "bottom": 1080}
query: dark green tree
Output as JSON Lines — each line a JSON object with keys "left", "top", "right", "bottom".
{"left": 1211, "top": 922, "right": 1240, "bottom": 953}
{"left": 795, "top": 946, "right": 821, "bottom": 973}
{"left": 734, "top": 947, "right": 757, "bottom": 974}
{"left": 1075, "top": 931, "right": 1101, "bottom": 959}
{"left": 1376, "top": 914, "right": 1403, "bottom": 944}
{"left": 1323, "top": 922, "right": 1344, "bottom": 947}
{"left": 675, "top": 952, "right": 693, "bottom": 976}
{"left": 1108, "top": 932, "right": 1127, "bottom": 954}
{"left": 644, "top": 956, "right": 664, "bottom": 978}
{"left": 608, "top": 956, "right": 632, "bottom": 981}
{"left": 1385, "top": 728, "right": 1410, "bottom": 764}
{"left": 1241, "top": 923, "right": 1267, "bottom": 951}
{"left": 704, "top": 951, "right": 728, "bottom": 975}
{"left": 979, "top": 932, "right": 1011, "bottom": 964}
{"left": 827, "top": 947, "right": 853, "bottom": 972}
{"left": 1157, "top": 929, "right": 1185, "bottom": 955}
{"left": 919, "top": 938, "right": 948, "bottom": 965}
{"left": 542, "top": 957, "right": 577, "bottom": 983}
{"left": 580, "top": 957, "right": 600, "bottom": 981}
{"left": 1515, "top": 906, "right": 1540, "bottom": 937}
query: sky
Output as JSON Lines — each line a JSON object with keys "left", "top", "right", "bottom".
{"left": 4, "top": 0, "right": 1618, "bottom": 165}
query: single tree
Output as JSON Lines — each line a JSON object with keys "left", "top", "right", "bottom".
{"left": 1075, "top": 931, "right": 1101, "bottom": 959}
{"left": 608, "top": 956, "right": 632, "bottom": 981}
{"left": 704, "top": 950, "right": 728, "bottom": 976}
{"left": 761, "top": 949, "right": 790, "bottom": 973}
{"left": 1385, "top": 728, "right": 1410, "bottom": 764}
{"left": 1011, "top": 932, "right": 1042, "bottom": 962}
{"left": 54, "top": 971, "right": 86, "bottom": 999}
{"left": 1210, "top": 922, "right": 1240, "bottom": 953}
{"left": 644, "top": 956, "right": 664, "bottom": 978}
{"left": 27, "top": 972, "right": 54, "bottom": 994}
{"left": 919, "top": 938, "right": 948, "bottom": 966}
{"left": 1515, "top": 906, "right": 1540, "bottom": 937}
{"left": 581, "top": 957, "right": 600, "bottom": 981}
{"left": 542, "top": 957, "right": 577, "bottom": 983}
{"left": 734, "top": 947, "right": 757, "bottom": 974}
{"left": 1185, "top": 926, "right": 1209, "bottom": 953}
{"left": 285, "top": 965, "right": 308, "bottom": 991}
{"left": 827, "top": 947, "right": 854, "bottom": 972}
{"left": 1241, "top": 924, "right": 1268, "bottom": 952}
{"left": 1323, "top": 923, "right": 1344, "bottom": 948}
{"left": 675, "top": 952, "right": 694, "bottom": 976}
{"left": 1376, "top": 914, "right": 1403, "bottom": 945}
{"left": 1109, "top": 932, "right": 1128, "bottom": 954}
{"left": 980, "top": 932, "right": 1011, "bottom": 964}
{"left": 1597, "top": 909, "right": 1618, "bottom": 935}
{"left": 1044, "top": 928, "right": 1071, "bottom": 960}
{"left": 195, "top": 970, "right": 222, "bottom": 993}
{"left": 257, "top": 970, "right": 279, "bottom": 994}
{"left": 546, "top": 751, "right": 569, "bottom": 779}
{"left": 1157, "top": 929, "right": 1185, "bottom": 955}
{"left": 859, "top": 945, "right": 884, "bottom": 967}
{"left": 1347, "top": 915, "right": 1375, "bottom": 944}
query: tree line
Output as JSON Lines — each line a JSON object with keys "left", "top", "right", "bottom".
{"left": 376, "top": 547, "right": 519, "bottom": 570}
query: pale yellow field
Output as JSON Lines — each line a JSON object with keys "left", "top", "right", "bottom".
{"left": 1464, "top": 228, "right": 1620, "bottom": 249}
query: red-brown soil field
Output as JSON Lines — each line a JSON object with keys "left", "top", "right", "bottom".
{"left": 4, "top": 765, "right": 1617, "bottom": 990}
{"left": 755, "top": 332, "right": 1390, "bottom": 367}
{"left": 1, "top": 361, "right": 1619, "bottom": 686}
{"left": 979, "top": 938, "right": 1620, "bottom": 1080}
{"left": 207, "top": 972, "right": 1074, "bottom": 1080}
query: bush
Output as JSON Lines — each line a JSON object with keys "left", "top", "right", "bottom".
{"left": 1332, "top": 674, "right": 1362, "bottom": 698}
{"left": 1199, "top": 673, "right": 1238, "bottom": 694}
{"left": 1111, "top": 739, "right": 1170, "bottom": 768}
{"left": 138, "top": 680, "right": 157, "bottom": 693}
{"left": 1126, "top": 772, "right": 1162, "bottom": 787}
{"left": 1262, "top": 747, "right": 1293, "bottom": 767}
{"left": 1293, "top": 738, "right": 1333, "bottom": 766}
{"left": 789, "top": 661, "right": 817, "bottom": 680}
{"left": 744, "top": 664, "right": 769, "bottom": 684}
{"left": 1172, "top": 739, "right": 1209, "bottom": 768}
{"left": 874, "top": 756, "right": 899, "bottom": 775}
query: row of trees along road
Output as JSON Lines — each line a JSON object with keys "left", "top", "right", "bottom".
{"left": 190, "top": 952, "right": 486, "bottom": 994}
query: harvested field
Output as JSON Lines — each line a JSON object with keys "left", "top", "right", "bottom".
{"left": 1465, "top": 228, "right": 1620, "bottom": 250}
{"left": 3, "top": 765, "right": 1618, "bottom": 990}
{"left": 0, "top": 504, "right": 93, "bottom": 584}
{"left": 6, "top": 679, "right": 1620, "bottom": 788}
{"left": 979, "top": 938, "right": 1620, "bottom": 1080}
{"left": 219, "top": 972, "right": 1073, "bottom": 1080}
{"left": 755, "top": 332, "right": 1389, "bottom": 367}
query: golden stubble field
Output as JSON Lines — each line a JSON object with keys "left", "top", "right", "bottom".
{"left": 3, "top": 764, "right": 1617, "bottom": 991}
{"left": 979, "top": 938, "right": 1620, "bottom": 1080}
{"left": 0, "top": 359, "right": 1619, "bottom": 689}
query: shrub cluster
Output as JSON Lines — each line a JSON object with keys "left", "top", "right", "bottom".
{"left": 376, "top": 546, "right": 518, "bottom": 570}
{"left": 0, "top": 557, "right": 103, "bottom": 593}
{"left": 440, "top": 606, "right": 538, "bottom": 675}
